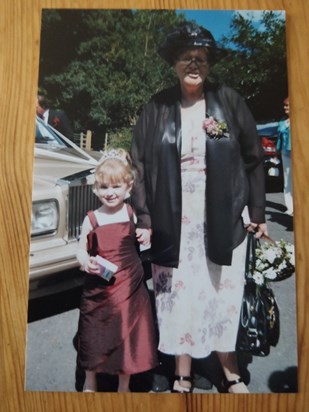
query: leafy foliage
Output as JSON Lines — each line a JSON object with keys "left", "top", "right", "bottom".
{"left": 211, "top": 11, "right": 287, "bottom": 120}
{"left": 39, "top": 9, "right": 181, "bottom": 139}
{"left": 39, "top": 10, "right": 288, "bottom": 149}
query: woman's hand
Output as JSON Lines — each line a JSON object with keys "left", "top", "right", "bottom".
{"left": 82, "top": 256, "right": 101, "bottom": 275}
{"left": 245, "top": 222, "right": 268, "bottom": 239}
{"left": 136, "top": 228, "right": 152, "bottom": 246}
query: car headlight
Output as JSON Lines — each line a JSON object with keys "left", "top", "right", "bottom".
{"left": 31, "top": 200, "right": 59, "bottom": 236}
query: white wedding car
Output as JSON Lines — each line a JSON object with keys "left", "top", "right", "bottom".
{"left": 29, "top": 117, "right": 100, "bottom": 299}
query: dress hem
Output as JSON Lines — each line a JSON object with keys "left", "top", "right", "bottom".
{"left": 158, "top": 347, "right": 237, "bottom": 359}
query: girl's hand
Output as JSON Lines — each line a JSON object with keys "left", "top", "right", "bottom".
{"left": 245, "top": 222, "right": 268, "bottom": 239}
{"left": 82, "top": 256, "right": 101, "bottom": 275}
{"left": 136, "top": 228, "right": 152, "bottom": 246}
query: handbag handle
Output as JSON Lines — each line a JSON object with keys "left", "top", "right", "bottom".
{"left": 245, "top": 233, "right": 256, "bottom": 279}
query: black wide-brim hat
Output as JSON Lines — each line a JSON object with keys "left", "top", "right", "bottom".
{"left": 158, "top": 22, "right": 224, "bottom": 66}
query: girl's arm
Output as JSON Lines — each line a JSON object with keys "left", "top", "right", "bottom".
{"left": 132, "top": 211, "right": 151, "bottom": 246}
{"left": 136, "top": 228, "right": 152, "bottom": 246}
{"left": 76, "top": 216, "right": 100, "bottom": 274}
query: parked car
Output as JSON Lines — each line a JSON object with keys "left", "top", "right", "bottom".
{"left": 29, "top": 117, "right": 101, "bottom": 299}
{"left": 256, "top": 121, "right": 284, "bottom": 193}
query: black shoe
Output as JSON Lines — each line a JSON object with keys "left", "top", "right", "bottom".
{"left": 193, "top": 373, "right": 213, "bottom": 390}
{"left": 221, "top": 377, "right": 247, "bottom": 393}
{"left": 171, "top": 375, "right": 192, "bottom": 393}
{"left": 151, "top": 373, "right": 170, "bottom": 392}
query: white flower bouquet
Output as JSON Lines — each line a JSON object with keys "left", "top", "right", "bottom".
{"left": 250, "top": 239, "right": 295, "bottom": 286}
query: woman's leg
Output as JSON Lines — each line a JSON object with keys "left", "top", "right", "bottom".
{"left": 118, "top": 374, "right": 131, "bottom": 392}
{"left": 83, "top": 370, "right": 97, "bottom": 392}
{"left": 217, "top": 351, "right": 249, "bottom": 393}
{"left": 173, "top": 354, "right": 192, "bottom": 392}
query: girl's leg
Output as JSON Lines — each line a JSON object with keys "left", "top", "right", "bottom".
{"left": 118, "top": 374, "right": 131, "bottom": 392}
{"left": 173, "top": 354, "right": 192, "bottom": 392}
{"left": 216, "top": 351, "right": 249, "bottom": 393}
{"left": 83, "top": 370, "right": 97, "bottom": 392}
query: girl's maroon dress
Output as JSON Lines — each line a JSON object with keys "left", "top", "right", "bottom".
{"left": 77, "top": 205, "right": 158, "bottom": 375}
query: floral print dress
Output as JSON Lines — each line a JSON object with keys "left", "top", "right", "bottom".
{"left": 152, "top": 100, "right": 247, "bottom": 358}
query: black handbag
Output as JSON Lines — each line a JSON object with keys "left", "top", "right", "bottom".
{"left": 236, "top": 233, "right": 280, "bottom": 356}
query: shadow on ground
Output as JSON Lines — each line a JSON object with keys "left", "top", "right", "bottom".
{"left": 268, "top": 366, "right": 298, "bottom": 393}
{"left": 265, "top": 199, "right": 293, "bottom": 232}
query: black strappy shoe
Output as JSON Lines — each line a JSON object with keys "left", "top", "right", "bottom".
{"left": 221, "top": 377, "right": 248, "bottom": 393}
{"left": 171, "top": 375, "right": 192, "bottom": 393}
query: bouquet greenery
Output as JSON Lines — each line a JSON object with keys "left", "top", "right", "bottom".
{"left": 250, "top": 239, "right": 295, "bottom": 286}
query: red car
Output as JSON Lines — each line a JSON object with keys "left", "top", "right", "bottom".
{"left": 257, "top": 122, "right": 284, "bottom": 193}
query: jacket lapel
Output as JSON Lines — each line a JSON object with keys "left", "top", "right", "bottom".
{"left": 204, "top": 84, "right": 234, "bottom": 265}
{"left": 205, "top": 85, "right": 229, "bottom": 128}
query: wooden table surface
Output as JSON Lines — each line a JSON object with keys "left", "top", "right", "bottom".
{"left": 1, "top": 1, "right": 308, "bottom": 411}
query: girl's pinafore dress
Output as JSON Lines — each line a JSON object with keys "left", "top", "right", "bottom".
{"left": 77, "top": 204, "right": 158, "bottom": 374}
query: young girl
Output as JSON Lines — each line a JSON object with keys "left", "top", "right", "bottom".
{"left": 76, "top": 148, "right": 158, "bottom": 392}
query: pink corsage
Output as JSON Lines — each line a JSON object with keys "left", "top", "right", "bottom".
{"left": 203, "top": 116, "right": 228, "bottom": 138}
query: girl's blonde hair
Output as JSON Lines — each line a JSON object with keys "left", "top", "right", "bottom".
{"left": 93, "top": 148, "right": 134, "bottom": 195}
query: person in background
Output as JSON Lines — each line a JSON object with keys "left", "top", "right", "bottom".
{"left": 36, "top": 92, "right": 74, "bottom": 140}
{"left": 276, "top": 97, "right": 293, "bottom": 215}
{"left": 131, "top": 22, "right": 268, "bottom": 393}
{"left": 75, "top": 148, "right": 158, "bottom": 392}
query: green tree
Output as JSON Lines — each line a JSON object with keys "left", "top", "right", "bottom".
{"left": 211, "top": 11, "right": 288, "bottom": 120}
{"left": 39, "top": 10, "right": 287, "bottom": 148}
{"left": 39, "top": 9, "right": 182, "bottom": 143}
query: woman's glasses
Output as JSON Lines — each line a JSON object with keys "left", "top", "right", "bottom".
{"left": 177, "top": 56, "right": 209, "bottom": 67}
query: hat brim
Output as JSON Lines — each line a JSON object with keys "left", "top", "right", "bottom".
{"left": 158, "top": 39, "right": 225, "bottom": 66}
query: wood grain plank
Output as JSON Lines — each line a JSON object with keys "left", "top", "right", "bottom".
{"left": 1, "top": 0, "right": 308, "bottom": 411}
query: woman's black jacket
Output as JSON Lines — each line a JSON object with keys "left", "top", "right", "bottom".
{"left": 131, "top": 82, "right": 265, "bottom": 266}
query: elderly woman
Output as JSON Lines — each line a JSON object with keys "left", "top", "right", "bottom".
{"left": 131, "top": 22, "right": 267, "bottom": 393}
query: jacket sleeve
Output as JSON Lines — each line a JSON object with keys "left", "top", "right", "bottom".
{"left": 230, "top": 90, "right": 266, "bottom": 223}
{"left": 130, "top": 105, "right": 152, "bottom": 229}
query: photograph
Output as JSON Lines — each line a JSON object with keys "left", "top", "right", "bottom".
{"left": 25, "top": 8, "right": 297, "bottom": 394}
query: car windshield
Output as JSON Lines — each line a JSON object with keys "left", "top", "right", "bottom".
{"left": 35, "top": 118, "right": 92, "bottom": 161}
{"left": 35, "top": 120, "right": 68, "bottom": 148}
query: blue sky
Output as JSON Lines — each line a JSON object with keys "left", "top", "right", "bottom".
{"left": 176, "top": 10, "right": 286, "bottom": 42}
